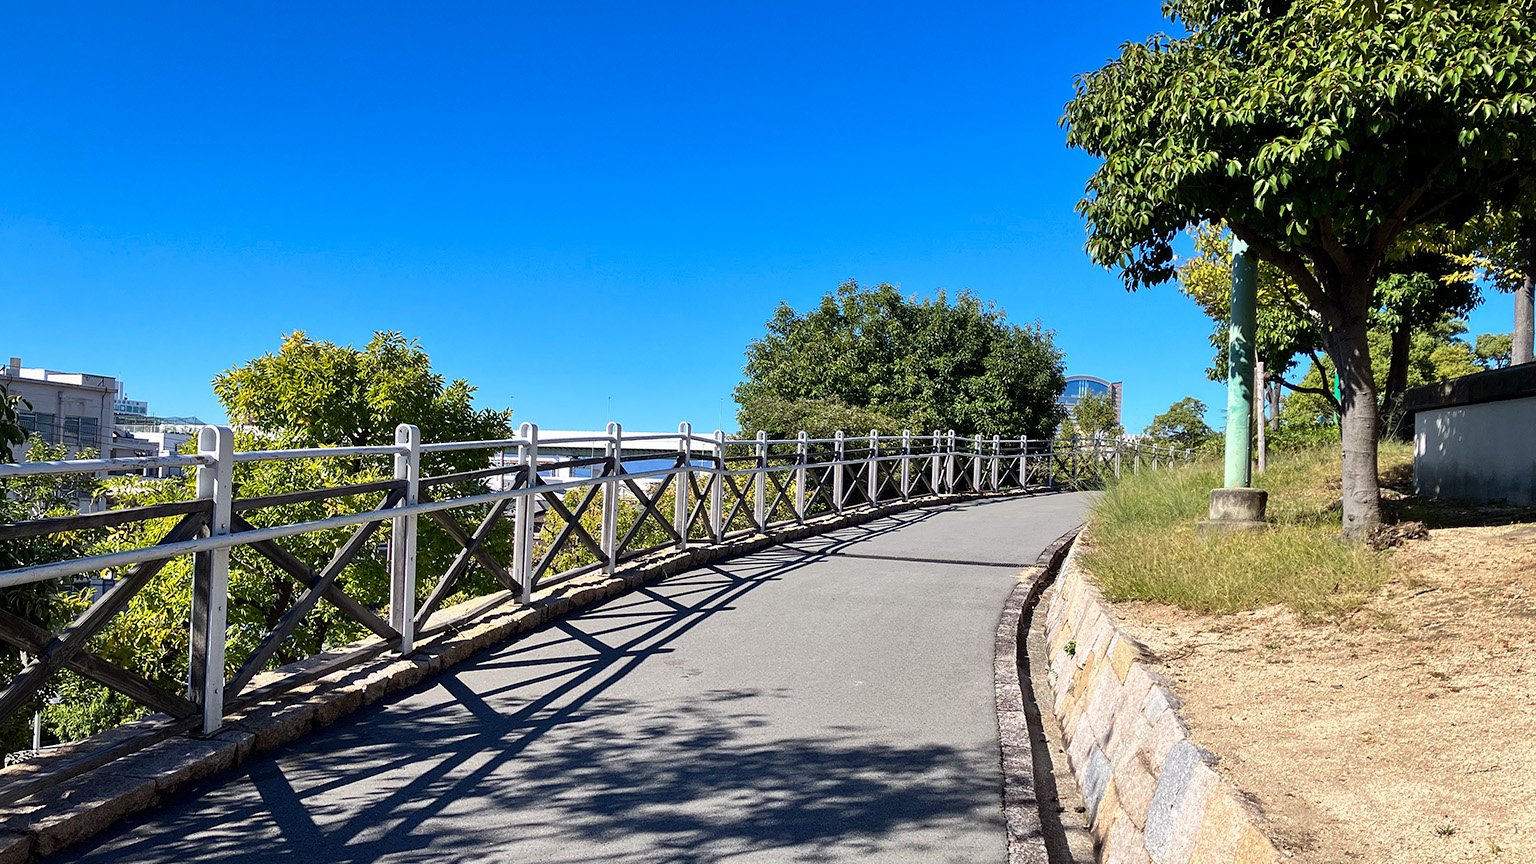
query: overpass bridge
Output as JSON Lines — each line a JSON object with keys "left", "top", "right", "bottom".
{"left": 0, "top": 424, "right": 1187, "bottom": 862}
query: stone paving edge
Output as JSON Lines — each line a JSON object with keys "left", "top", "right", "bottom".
{"left": 995, "top": 524, "right": 1081, "bottom": 864}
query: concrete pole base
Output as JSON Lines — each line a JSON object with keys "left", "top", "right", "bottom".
{"left": 1197, "top": 487, "right": 1268, "bottom": 536}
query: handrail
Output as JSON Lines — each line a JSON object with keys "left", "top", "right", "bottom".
{"left": 0, "top": 419, "right": 1191, "bottom": 740}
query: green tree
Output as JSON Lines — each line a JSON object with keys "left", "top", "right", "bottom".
{"left": 1475, "top": 332, "right": 1513, "bottom": 369}
{"left": 58, "top": 332, "right": 518, "bottom": 740}
{"left": 734, "top": 281, "right": 1066, "bottom": 438}
{"left": 1144, "top": 398, "right": 1215, "bottom": 450}
{"left": 1070, "top": 391, "right": 1124, "bottom": 440}
{"left": 736, "top": 396, "right": 902, "bottom": 441}
{"left": 1454, "top": 206, "right": 1535, "bottom": 365}
{"left": 1063, "top": 0, "right": 1536, "bottom": 538}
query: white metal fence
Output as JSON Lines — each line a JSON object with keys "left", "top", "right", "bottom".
{"left": 0, "top": 422, "right": 1189, "bottom": 747}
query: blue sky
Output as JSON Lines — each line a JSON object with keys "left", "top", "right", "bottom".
{"left": 1, "top": 2, "right": 1515, "bottom": 434}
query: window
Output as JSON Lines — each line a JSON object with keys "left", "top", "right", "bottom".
{"left": 18, "top": 411, "right": 57, "bottom": 444}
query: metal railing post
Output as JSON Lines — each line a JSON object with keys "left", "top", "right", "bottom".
{"left": 933, "top": 427, "right": 946, "bottom": 491}
{"left": 991, "top": 434, "right": 1001, "bottom": 491}
{"left": 900, "top": 429, "right": 911, "bottom": 500}
{"left": 190, "top": 424, "right": 233, "bottom": 734}
{"left": 1046, "top": 436, "right": 1056, "bottom": 489}
{"left": 515, "top": 422, "right": 539, "bottom": 604}
{"left": 754, "top": 430, "right": 768, "bottom": 528}
{"left": 972, "top": 434, "right": 983, "bottom": 492}
{"left": 832, "top": 431, "right": 845, "bottom": 513}
{"left": 867, "top": 429, "right": 879, "bottom": 506}
{"left": 711, "top": 430, "right": 726, "bottom": 539}
{"left": 1114, "top": 439, "right": 1123, "bottom": 480}
{"left": 794, "top": 431, "right": 807, "bottom": 522}
{"left": 675, "top": 422, "right": 691, "bottom": 549}
{"left": 390, "top": 423, "right": 421, "bottom": 654}
{"left": 603, "top": 422, "right": 621, "bottom": 574}
{"left": 1019, "top": 436, "right": 1028, "bottom": 489}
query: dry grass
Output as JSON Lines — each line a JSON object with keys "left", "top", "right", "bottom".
{"left": 1080, "top": 443, "right": 1412, "bottom": 618}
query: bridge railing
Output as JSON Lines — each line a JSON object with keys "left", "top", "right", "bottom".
{"left": 0, "top": 423, "right": 1190, "bottom": 749}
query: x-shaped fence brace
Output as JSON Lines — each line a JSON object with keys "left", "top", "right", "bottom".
{"left": 0, "top": 509, "right": 211, "bottom": 725}
{"left": 0, "top": 426, "right": 1188, "bottom": 756}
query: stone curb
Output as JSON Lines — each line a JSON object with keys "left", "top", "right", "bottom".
{"left": 1041, "top": 540, "right": 1283, "bottom": 864}
{"left": 0, "top": 488, "right": 1049, "bottom": 863}
{"left": 995, "top": 525, "right": 1081, "bottom": 864}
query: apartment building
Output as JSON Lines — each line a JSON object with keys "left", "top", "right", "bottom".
{"left": 1, "top": 356, "right": 116, "bottom": 457}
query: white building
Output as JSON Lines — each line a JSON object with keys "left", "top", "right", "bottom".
{"left": 1, "top": 357, "right": 116, "bottom": 457}
{"left": 1, "top": 357, "right": 196, "bottom": 468}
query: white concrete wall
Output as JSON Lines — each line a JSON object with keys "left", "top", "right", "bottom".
{"left": 1415, "top": 394, "right": 1536, "bottom": 506}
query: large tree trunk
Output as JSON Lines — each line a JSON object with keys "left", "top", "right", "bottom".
{"left": 1516, "top": 270, "right": 1534, "bottom": 366}
{"left": 1328, "top": 317, "right": 1383, "bottom": 541}
{"left": 1380, "top": 318, "right": 1412, "bottom": 438}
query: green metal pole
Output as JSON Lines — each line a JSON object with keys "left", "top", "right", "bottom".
{"left": 1224, "top": 238, "right": 1256, "bottom": 488}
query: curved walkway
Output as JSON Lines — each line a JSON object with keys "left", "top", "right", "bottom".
{"left": 57, "top": 493, "right": 1090, "bottom": 864}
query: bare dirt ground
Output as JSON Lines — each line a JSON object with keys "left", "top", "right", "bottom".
{"left": 1112, "top": 522, "right": 1536, "bottom": 863}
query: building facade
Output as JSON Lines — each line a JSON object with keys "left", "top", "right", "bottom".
{"left": 2, "top": 358, "right": 197, "bottom": 465}
{"left": 2, "top": 357, "right": 116, "bottom": 457}
{"left": 1058, "top": 375, "right": 1123, "bottom": 423}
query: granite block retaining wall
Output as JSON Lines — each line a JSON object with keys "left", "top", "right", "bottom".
{"left": 1042, "top": 542, "right": 1281, "bottom": 864}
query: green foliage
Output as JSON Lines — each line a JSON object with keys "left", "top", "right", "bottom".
{"left": 1068, "top": 391, "right": 1123, "bottom": 440}
{"left": 0, "top": 383, "right": 29, "bottom": 463}
{"left": 1475, "top": 332, "right": 1513, "bottom": 369}
{"left": 214, "top": 331, "right": 512, "bottom": 461}
{"left": 52, "top": 331, "right": 518, "bottom": 743}
{"left": 0, "top": 439, "right": 102, "bottom": 758}
{"left": 1084, "top": 445, "right": 1398, "bottom": 618}
{"left": 734, "top": 281, "right": 1066, "bottom": 438}
{"left": 1143, "top": 397, "right": 1216, "bottom": 450}
{"left": 736, "top": 396, "right": 902, "bottom": 441}
{"left": 1065, "top": 1, "right": 1536, "bottom": 296}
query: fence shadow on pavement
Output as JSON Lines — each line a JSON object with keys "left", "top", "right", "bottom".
{"left": 60, "top": 506, "right": 997, "bottom": 864}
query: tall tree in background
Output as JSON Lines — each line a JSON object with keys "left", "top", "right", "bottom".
{"left": 1180, "top": 224, "right": 1481, "bottom": 432}
{"left": 1063, "top": 0, "right": 1536, "bottom": 539}
{"left": 1144, "top": 397, "right": 1216, "bottom": 450}
{"left": 734, "top": 282, "right": 1067, "bottom": 438}
{"left": 1064, "top": 391, "right": 1124, "bottom": 441}
{"left": 1456, "top": 205, "right": 1536, "bottom": 366}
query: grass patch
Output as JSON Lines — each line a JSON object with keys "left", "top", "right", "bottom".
{"left": 1080, "top": 443, "right": 1411, "bottom": 618}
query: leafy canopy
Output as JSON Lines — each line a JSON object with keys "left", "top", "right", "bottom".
{"left": 53, "top": 332, "right": 517, "bottom": 745}
{"left": 1063, "top": 391, "right": 1124, "bottom": 441}
{"left": 214, "top": 331, "right": 512, "bottom": 458}
{"left": 1144, "top": 397, "right": 1216, "bottom": 450}
{"left": 1064, "top": 0, "right": 1536, "bottom": 306}
{"left": 734, "top": 282, "right": 1067, "bottom": 438}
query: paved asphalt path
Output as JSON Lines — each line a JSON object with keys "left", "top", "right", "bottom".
{"left": 59, "top": 493, "right": 1089, "bottom": 864}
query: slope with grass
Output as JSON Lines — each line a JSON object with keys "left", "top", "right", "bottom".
{"left": 1074, "top": 444, "right": 1536, "bottom": 863}
{"left": 1081, "top": 444, "right": 1403, "bottom": 619}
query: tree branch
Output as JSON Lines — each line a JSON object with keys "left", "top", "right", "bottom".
{"left": 1287, "top": 348, "right": 1345, "bottom": 414}
{"left": 1275, "top": 377, "right": 1342, "bottom": 414}
{"left": 1318, "top": 216, "right": 1356, "bottom": 283}
{"left": 1367, "top": 163, "right": 1444, "bottom": 263}
{"left": 1227, "top": 221, "right": 1336, "bottom": 318}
